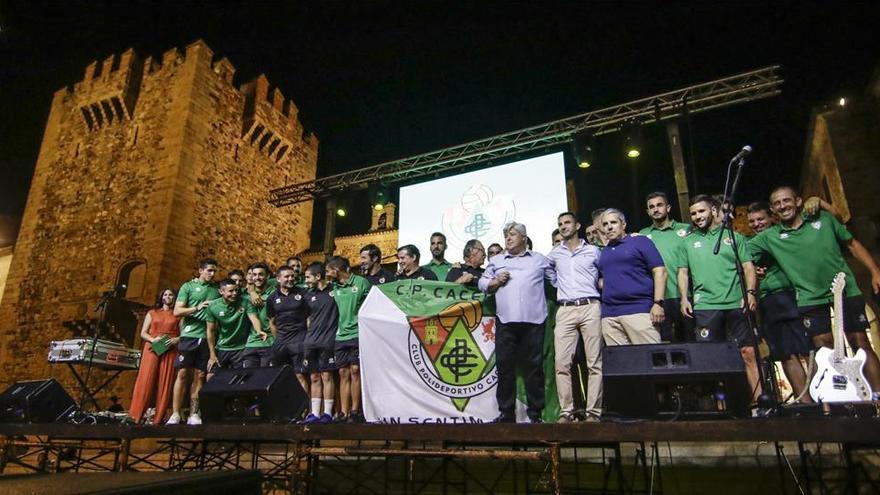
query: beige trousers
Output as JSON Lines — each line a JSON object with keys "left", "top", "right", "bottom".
{"left": 601, "top": 313, "right": 662, "bottom": 346}
{"left": 554, "top": 303, "right": 603, "bottom": 417}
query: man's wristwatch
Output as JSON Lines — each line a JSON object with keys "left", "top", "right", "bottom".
{"left": 653, "top": 299, "right": 664, "bottom": 306}
{"left": 746, "top": 289, "right": 758, "bottom": 296}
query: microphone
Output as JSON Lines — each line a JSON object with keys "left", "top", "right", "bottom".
{"left": 731, "top": 145, "right": 752, "bottom": 163}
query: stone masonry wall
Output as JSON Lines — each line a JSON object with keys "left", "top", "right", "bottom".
{"left": 0, "top": 40, "right": 317, "bottom": 405}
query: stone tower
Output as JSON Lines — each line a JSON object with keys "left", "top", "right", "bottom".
{"left": 0, "top": 40, "right": 318, "bottom": 398}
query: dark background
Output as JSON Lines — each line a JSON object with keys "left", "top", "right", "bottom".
{"left": 1, "top": 1, "right": 878, "bottom": 247}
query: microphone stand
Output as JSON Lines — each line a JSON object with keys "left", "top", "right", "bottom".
{"left": 77, "top": 291, "right": 114, "bottom": 412}
{"left": 713, "top": 150, "right": 778, "bottom": 413}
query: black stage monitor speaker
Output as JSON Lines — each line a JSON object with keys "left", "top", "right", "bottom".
{"left": 603, "top": 342, "right": 751, "bottom": 420}
{"left": 200, "top": 365, "right": 308, "bottom": 423}
{"left": 0, "top": 378, "right": 77, "bottom": 423}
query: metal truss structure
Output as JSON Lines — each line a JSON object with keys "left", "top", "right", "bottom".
{"left": 3, "top": 435, "right": 879, "bottom": 494}
{"left": 269, "top": 66, "right": 783, "bottom": 207}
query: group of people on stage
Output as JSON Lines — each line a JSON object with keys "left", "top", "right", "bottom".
{"left": 129, "top": 184, "right": 880, "bottom": 425}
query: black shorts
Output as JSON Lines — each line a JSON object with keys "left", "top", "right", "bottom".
{"left": 303, "top": 347, "right": 336, "bottom": 373}
{"left": 242, "top": 347, "right": 273, "bottom": 368}
{"left": 215, "top": 349, "right": 245, "bottom": 371}
{"left": 693, "top": 308, "right": 755, "bottom": 347}
{"left": 759, "top": 291, "right": 811, "bottom": 360}
{"left": 272, "top": 341, "right": 307, "bottom": 374}
{"left": 175, "top": 337, "right": 210, "bottom": 371}
{"left": 660, "top": 298, "right": 695, "bottom": 343}
{"left": 799, "top": 295, "right": 870, "bottom": 337}
{"left": 334, "top": 339, "right": 359, "bottom": 368}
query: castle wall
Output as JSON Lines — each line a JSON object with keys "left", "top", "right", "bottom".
{"left": 0, "top": 40, "right": 317, "bottom": 403}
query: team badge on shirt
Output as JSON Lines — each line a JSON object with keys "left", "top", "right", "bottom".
{"left": 352, "top": 286, "right": 359, "bottom": 293}
{"left": 294, "top": 294, "right": 302, "bottom": 300}
{"left": 275, "top": 298, "right": 281, "bottom": 304}
{"left": 219, "top": 311, "right": 225, "bottom": 316}
{"left": 677, "top": 229, "right": 687, "bottom": 237}
{"left": 811, "top": 220, "right": 822, "bottom": 230}
{"left": 195, "top": 287, "right": 202, "bottom": 292}
{"left": 699, "top": 328, "right": 710, "bottom": 339}
{"left": 693, "top": 241, "right": 702, "bottom": 248}
{"left": 310, "top": 296, "right": 317, "bottom": 302}
{"left": 379, "top": 277, "right": 386, "bottom": 283}
{"left": 803, "top": 317, "right": 812, "bottom": 328}
{"left": 723, "top": 237, "right": 733, "bottom": 246}
{"left": 780, "top": 233, "right": 789, "bottom": 239}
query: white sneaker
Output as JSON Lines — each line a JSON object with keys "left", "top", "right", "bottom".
{"left": 166, "top": 412, "right": 181, "bottom": 425}
{"left": 186, "top": 413, "right": 202, "bottom": 425}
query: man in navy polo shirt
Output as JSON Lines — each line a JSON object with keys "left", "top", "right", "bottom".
{"left": 597, "top": 208, "right": 666, "bottom": 345}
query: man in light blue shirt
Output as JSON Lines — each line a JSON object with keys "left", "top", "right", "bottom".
{"left": 479, "top": 222, "right": 556, "bottom": 423}
{"left": 547, "top": 212, "right": 602, "bottom": 422}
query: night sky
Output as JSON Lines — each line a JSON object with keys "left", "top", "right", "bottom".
{"left": 1, "top": 1, "right": 878, "bottom": 246}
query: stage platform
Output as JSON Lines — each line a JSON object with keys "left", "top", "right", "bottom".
{"left": 1, "top": 418, "right": 879, "bottom": 494}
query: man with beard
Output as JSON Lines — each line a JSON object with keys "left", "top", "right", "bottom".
{"left": 170, "top": 258, "right": 220, "bottom": 425}
{"left": 750, "top": 186, "right": 880, "bottom": 394}
{"left": 301, "top": 262, "right": 339, "bottom": 424}
{"left": 268, "top": 265, "right": 311, "bottom": 395}
{"left": 639, "top": 192, "right": 693, "bottom": 342}
{"left": 446, "top": 239, "right": 486, "bottom": 287}
{"left": 397, "top": 245, "right": 439, "bottom": 280}
{"left": 287, "top": 256, "right": 306, "bottom": 287}
{"left": 479, "top": 222, "right": 556, "bottom": 423}
{"left": 326, "top": 256, "right": 372, "bottom": 423}
{"left": 547, "top": 212, "right": 601, "bottom": 422}
{"left": 241, "top": 262, "right": 275, "bottom": 368}
{"left": 598, "top": 208, "right": 666, "bottom": 346}
{"left": 678, "top": 195, "right": 761, "bottom": 400}
{"left": 422, "top": 232, "right": 452, "bottom": 280}
{"left": 359, "top": 243, "right": 396, "bottom": 285}
{"left": 747, "top": 203, "right": 812, "bottom": 402}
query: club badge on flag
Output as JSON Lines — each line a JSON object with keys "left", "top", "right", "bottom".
{"left": 360, "top": 280, "right": 499, "bottom": 423}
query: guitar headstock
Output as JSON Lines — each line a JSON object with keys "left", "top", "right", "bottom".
{"left": 831, "top": 272, "right": 847, "bottom": 296}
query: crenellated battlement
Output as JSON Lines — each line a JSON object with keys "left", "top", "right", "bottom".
{"left": 72, "top": 48, "right": 144, "bottom": 131}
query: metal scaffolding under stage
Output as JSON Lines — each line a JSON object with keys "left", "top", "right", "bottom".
{"left": 2, "top": 418, "right": 879, "bottom": 494}
{"left": 268, "top": 66, "right": 783, "bottom": 207}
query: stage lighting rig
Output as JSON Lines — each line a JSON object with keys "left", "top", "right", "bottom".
{"left": 369, "top": 182, "right": 389, "bottom": 210}
{"left": 622, "top": 120, "right": 643, "bottom": 160}
{"left": 572, "top": 132, "right": 594, "bottom": 169}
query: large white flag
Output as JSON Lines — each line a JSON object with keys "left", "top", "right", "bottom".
{"left": 359, "top": 280, "right": 499, "bottom": 424}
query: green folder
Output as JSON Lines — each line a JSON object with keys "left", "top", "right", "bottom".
{"left": 150, "top": 335, "right": 172, "bottom": 356}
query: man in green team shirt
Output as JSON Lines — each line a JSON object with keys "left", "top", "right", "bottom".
{"left": 750, "top": 186, "right": 880, "bottom": 394}
{"left": 241, "top": 262, "right": 275, "bottom": 368}
{"left": 640, "top": 192, "right": 693, "bottom": 342}
{"left": 170, "top": 258, "right": 220, "bottom": 425}
{"left": 325, "top": 256, "right": 372, "bottom": 423}
{"left": 205, "top": 278, "right": 263, "bottom": 375}
{"left": 747, "top": 202, "right": 812, "bottom": 402}
{"left": 678, "top": 195, "right": 761, "bottom": 399}
{"left": 422, "top": 232, "right": 452, "bottom": 280}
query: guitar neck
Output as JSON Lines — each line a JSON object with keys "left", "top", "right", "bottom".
{"left": 833, "top": 286, "right": 845, "bottom": 361}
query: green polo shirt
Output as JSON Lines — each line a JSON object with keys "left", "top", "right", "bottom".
{"left": 245, "top": 284, "right": 276, "bottom": 349}
{"left": 423, "top": 260, "right": 452, "bottom": 281}
{"left": 640, "top": 220, "right": 691, "bottom": 299}
{"left": 746, "top": 236, "right": 792, "bottom": 297}
{"left": 331, "top": 274, "right": 372, "bottom": 342}
{"left": 680, "top": 226, "right": 753, "bottom": 310}
{"left": 205, "top": 296, "right": 257, "bottom": 351}
{"left": 178, "top": 279, "right": 221, "bottom": 339}
{"left": 749, "top": 211, "right": 860, "bottom": 306}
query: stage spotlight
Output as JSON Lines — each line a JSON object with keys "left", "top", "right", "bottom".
{"left": 572, "top": 132, "right": 594, "bottom": 169}
{"left": 370, "top": 182, "right": 389, "bottom": 211}
{"left": 336, "top": 206, "right": 347, "bottom": 217}
{"left": 622, "top": 121, "right": 643, "bottom": 160}
{"left": 838, "top": 97, "right": 847, "bottom": 107}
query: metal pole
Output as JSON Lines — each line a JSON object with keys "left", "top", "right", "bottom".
{"left": 323, "top": 198, "right": 337, "bottom": 256}
{"left": 666, "top": 122, "right": 691, "bottom": 221}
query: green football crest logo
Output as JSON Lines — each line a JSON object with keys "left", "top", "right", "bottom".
{"left": 408, "top": 301, "right": 498, "bottom": 411}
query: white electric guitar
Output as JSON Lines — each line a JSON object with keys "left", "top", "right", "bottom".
{"left": 809, "top": 272, "right": 873, "bottom": 402}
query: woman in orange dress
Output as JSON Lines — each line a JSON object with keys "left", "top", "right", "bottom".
{"left": 129, "top": 289, "right": 180, "bottom": 424}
